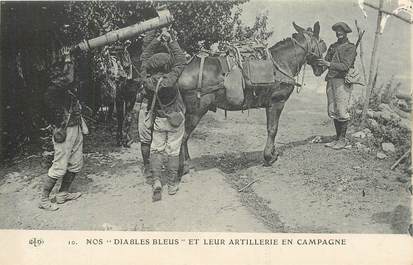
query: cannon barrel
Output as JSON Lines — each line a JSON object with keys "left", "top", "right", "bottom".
{"left": 77, "top": 9, "right": 174, "bottom": 51}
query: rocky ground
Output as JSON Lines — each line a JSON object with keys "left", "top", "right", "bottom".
{"left": 0, "top": 85, "right": 411, "bottom": 233}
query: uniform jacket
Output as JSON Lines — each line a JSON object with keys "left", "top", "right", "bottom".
{"left": 324, "top": 37, "right": 357, "bottom": 81}
{"left": 141, "top": 38, "right": 187, "bottom": 118}
{"left": 44, "top": 61, "right": 82, "bottom": 128}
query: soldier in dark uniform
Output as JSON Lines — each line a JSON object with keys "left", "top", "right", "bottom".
{"left": 140, "top": 29, "right": 186, "bottom": 201}
{"left": 317, "top": 22, "right": 357, "bottom": 150}
{"left": 40, "top": 46, "right": 86, "bottom": 211}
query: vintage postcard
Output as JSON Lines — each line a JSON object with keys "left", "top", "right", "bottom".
{"left": 0, "top": 0, "right": 412, "bottom": 264}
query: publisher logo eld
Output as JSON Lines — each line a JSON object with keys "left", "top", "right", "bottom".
{"left": 29, "top": 237, "right": 44, "bottom": 247}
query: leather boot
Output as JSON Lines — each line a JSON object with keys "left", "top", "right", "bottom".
{"left": 325, "top": 119, "right": 340, "bottom": 148}
{"left": 141, "top": 143, "right": 152, "bottom": 183}
{"left": 150, "top": 152, "right": 163, "bottom": 202}
{"left": 333, "top": 120, "right": 348, "bottom": 150}
{"left": 56, "top": 171, "right": 82, "bottom": 204}
{"left": 167, "top": 156, "right": 180, "bottom": 195}
{"left": 39, "top": 175, "right": 59, "bottom": 211}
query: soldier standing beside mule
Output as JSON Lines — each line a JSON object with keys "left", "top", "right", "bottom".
{"left": 316, "top": 22, "right": 357, "bottom": 150}
{"left": 40, "top": 46, "right": 86, "bottom": 211}
{"left": 140, "top": 29, "right": 186, "bottom": 201}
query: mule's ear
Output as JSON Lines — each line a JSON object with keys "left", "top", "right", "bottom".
{"left": 293, "top": 22, "right": 305, "bottom": 33}
{"left": 313, "top": 21, "right": 320, "bottom": 38}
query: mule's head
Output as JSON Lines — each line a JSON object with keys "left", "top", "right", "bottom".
{"left": 293, "top": 21, "right": 327, "bottom": 76}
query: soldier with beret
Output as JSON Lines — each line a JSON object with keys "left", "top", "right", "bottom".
{"left": 317, "top": 22, "right": 357, "bottom": 150}
{"left": 137, "top": 30, "right": 169, "bottom": 183}
{"left": 140, "top": 29, "right": 186, "bottom": 201}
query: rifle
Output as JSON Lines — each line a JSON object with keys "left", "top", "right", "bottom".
{"left": 355, "top": 29, "right": 365, "bottom": 49}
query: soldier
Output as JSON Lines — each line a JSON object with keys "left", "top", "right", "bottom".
{"left": 316, "top": 22, "right": 357, "bottom": 150}
{"left": 138, "top": 30, "right": 165, "bottom": 182}
{"left": 140, "top": 29, "right": 186, "bottom": 201}
{"left": 40, "top": 46, "right": 86, "bottom": 211}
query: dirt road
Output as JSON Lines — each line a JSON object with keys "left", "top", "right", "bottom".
{"left": 0, "top": 84, "right": 411, "bottom": 233}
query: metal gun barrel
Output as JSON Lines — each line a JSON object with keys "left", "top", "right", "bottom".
{"left": 77, "top": 9, "right": 174, "bottom": 51}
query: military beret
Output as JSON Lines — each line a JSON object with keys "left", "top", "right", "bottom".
{"left": 332, "top": 22, "right": 352, "bottom": 33}
{"left": 144, "top": 53, "right": 171, "bottom": 72}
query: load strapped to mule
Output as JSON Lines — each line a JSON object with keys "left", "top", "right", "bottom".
{"left": 193, "top": 39, "right": 278, "bottom": 108}
{"left": 224, "top": 40, "right": 276, "bottom": 85}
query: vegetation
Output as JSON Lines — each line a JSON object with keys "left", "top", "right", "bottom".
{"left": 350, "top": 78, "right": 411, "bottom": 159}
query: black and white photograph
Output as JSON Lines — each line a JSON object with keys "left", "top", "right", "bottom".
{"left": 0, "top": 0, "right": 412, "bottom": 247}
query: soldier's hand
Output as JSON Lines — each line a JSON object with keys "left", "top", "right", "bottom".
{"left": 140, "top": 69, "right": 148, "bottom": 79}
{"left": 316, "top": 58, "right": 330, "bottom": 67}
{"left": 143, "top": 78, "right": 155, "bottom": 92}
{"left": 170, "top": 28, "right": 178, "bottom": 41}
{"left": 160, "top": 28, "right": 171, "bottom": 43}
{"left": 60, "top": 46, "right": 72, "bottom": 63}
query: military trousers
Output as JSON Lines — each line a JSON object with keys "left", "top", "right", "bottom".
{"left": 151, "top": 116, "right": 184, "bottom": 156}
{"left": 326, "top": 78, "right": 353, "bottom": 121}
{"left": 138, "top": 102, "right": 153, "bottom": 145}
{"left": 48, "top": 125, "right": 83, "bottom": 179}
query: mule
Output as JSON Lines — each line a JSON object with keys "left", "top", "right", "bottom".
{"left": 97, "top": 48, "right": 139, "bottom": 146}
{"left": 177, "top": 22, "right": 327, "bottom": 174}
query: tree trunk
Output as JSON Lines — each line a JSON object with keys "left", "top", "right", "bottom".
{"left": 361, "top": 0, "right": 384, "bottom": 126}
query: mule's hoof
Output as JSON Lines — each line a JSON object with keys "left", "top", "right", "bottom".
{"left": 263, "top": 161, "right": 271, "bottom": 167}
{"left": 263, "top": 155, "right": 279, "bottom": 167}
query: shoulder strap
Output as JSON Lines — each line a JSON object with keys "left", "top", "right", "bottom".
{"left": 150, "top": 77, "right": 163, "bottom": 114}
{"left": 197, "top": 55, "right": 206, "bottom": 89}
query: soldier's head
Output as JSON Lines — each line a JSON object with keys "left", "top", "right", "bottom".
{"left": 145, "top": 53, "right": 171, "bottom": 75}
{"left": 332, "top": 22, "right": 352, "bottom": 40}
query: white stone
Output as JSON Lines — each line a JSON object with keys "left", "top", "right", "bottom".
{"left": 352, "top": 131, "right": 366, "bottom": 139}
{"left": 376, "top": 152, "right": 387, "bottom": 159}
{"left": 355, "top": 142, "right": 370, "bottom": 152}
{"left": 367, "top": 118, "right": 379, "bottom": 128}
{"left": 382, "top": 142, "right": 396, "bottom": 153}
{"left": 362, "top": 128, "right": 371, "bottom": 134}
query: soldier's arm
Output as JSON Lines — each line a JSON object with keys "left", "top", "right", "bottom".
{"left": 45, "top": 60, "right": 75, "bottom": 127}
{"left": 62, "top": 61, "right": 75, "bottom": 84}
{"left": 141, "top": 30, "right": 157, "bottom": 50}
{"left": 324, "top": 45, "right": 335, "bottom": 62}
{"left": 167, "top": 40, "right": 186, "bottom": 77}
{"left": 140, "top": 38, "right": 162, "bottom": 71}
{"left": 160, "top": 40, "right": 186, "bottom": 88}
{"left": 168, "top": 40, "right": 187, "bottom": 67}
{"left": 318, "top": 45, "right": 335, "bottom": 73}
{"left": 329, "top": 44, "right": 357, "bottom": 72}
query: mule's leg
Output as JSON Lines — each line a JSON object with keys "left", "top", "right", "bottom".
{"left": 122, "top": 87, "right": 138, "bottom": 147}
{"left": 116, "top": 97, "right": 124, "bottom": 146}
{"left": 179, "top": 114, "right": 198, "bottom": 164}
{"left": 263, "top": 85, "right": 294, "bottom": 166}
{"left": 107, "top": 102, "right": 114, "bottom": 122}
{"left": 177, "top": 104, "right": 210, "bottom": 179}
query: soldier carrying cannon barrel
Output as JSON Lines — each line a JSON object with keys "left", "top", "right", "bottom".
{"left": 139, "top": 28, "right": 187, "bottom": 202}
{"left": 40, "top": 46, "right": 86, "bottom": 211}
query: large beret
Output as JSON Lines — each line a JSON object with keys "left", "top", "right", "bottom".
{"left": 332, "top": 22, "right": 352, "bottom": 33}
{"left": 143, "top": 53, "right": 171, "bottom": 73}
